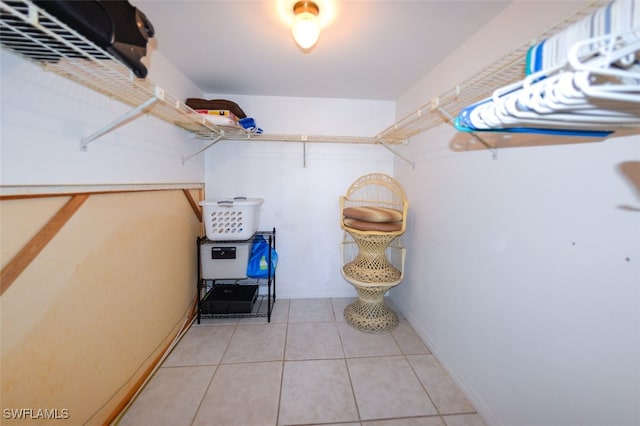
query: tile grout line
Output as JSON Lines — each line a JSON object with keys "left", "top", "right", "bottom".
{"left": 124, "top": 298, "right": 484, "bottom": 425}
{"left": 396, "top": 335, "right": 482, "bottom": 421}
{"left": 276, "top": 298, "right": 293, "bottom": 426}
{"left": 165, "top": 299, "right": 481, "bottom": 426}
{"left": 388, "top": 328, "right": 444, "bottom": 419}
{"left": 343, "top": 357, "right": 364, "bottom": 424}
{"left": 333, "top": 298, "right": 364, "bottom": 424}
{"left": 404, "top": 351, "right": 443, "bottom": 419}
{"left": 189, "top": 320, "right": 240, "bottom": 425}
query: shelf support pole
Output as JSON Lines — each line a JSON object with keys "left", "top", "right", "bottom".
{"left": 182, "top": 135, "right": 224, "bottom": 163}
{"left": 81, "top": 95, "right": 160, "bottom": 151}
{"left": 378, "top": 139, "right": 415, "bottom": 169}
{"left": 437, "top": 107, "right": 497, "bottom": 159}
{"left": 302, "top": 141, "right": 307, "bottom": 168}
{"left": 301, "top": 135, "right": 308, "bottom": 168}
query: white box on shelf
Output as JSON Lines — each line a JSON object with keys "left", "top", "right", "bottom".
{"left": 200, "top": 197, "right": 263, "bottom": 241}
{"left": 200, "top": 241, "right": 252, "bottom": 279}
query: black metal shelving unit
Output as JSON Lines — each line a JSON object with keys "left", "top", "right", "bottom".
{"left": 196, "top": 228, "right": 276, "bottom": 323}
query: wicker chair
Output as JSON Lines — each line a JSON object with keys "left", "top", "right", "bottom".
{"left": 341, "top": 233, "right": 406, "bottom": 332}
{"left": 339, "top": 173, "right": 409, "bottom": 332}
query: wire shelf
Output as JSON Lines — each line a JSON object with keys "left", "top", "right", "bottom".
{"left": 0, "top": 0, "right": 610, "bottom": 155}
{"left": 0, "top": 0, "right": 388, "bottom": 149}
{"left": 0, "top": 0, "right": 255, "bottom": 142}
{"left": 376, "top": 0, "right": 609, "bottom": 143}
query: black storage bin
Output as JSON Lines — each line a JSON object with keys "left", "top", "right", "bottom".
{"left": 202, "top": 285, "right": 259, "bottom": 314}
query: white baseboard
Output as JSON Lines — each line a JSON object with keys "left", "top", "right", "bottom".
{"left": 275, "top": 286, "right": 357, "bottom": 299}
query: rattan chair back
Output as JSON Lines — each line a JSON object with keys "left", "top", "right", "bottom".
{"left": 339, "top": 173, "right": 408, "bottom": 235}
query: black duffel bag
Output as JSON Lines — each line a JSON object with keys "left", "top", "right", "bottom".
{"left": 34, "top": 0, "right": 155, "bottom": 78}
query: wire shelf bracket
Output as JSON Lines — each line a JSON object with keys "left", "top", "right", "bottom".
{"left": 182, "top": 134, "right": 225, "bottom": 164}
{"left": 378, "top": 138, "right": 415, "bottom": 169}
{"left": 0, "top": 0, "right": 232, "bottom": 152}
{"left": 0, "top": 0, "right": 609, "bottom": 164}
{"left": 81, "top": 88, "right": 164, "bottom": 151}
{"left": 437, "top": 107, "right": 498, "bottom": 159}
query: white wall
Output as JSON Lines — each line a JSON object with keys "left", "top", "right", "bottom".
{"left": 202, "top": 94, "right": 396, "bottom": 298}
{"left": 0, "top": 48, "right": 204, "bottom": 185}
{"left": 391, "top": 2, "right": 640, "bottom": 426}
{"left": 0, "top": 43, "right": 206, "bottom": 423}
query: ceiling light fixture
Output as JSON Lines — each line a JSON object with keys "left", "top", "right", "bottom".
{"left": 291, "top": 1, "right": 321, "bottom": 50}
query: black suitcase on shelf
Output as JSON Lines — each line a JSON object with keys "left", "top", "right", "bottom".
{"left": 33, "top": 0, "right": 155, "bottom": 78}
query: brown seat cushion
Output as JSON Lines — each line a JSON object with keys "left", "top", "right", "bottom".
{"left": 185, "top": 98, "right": 247, "bottom": 118}
{"left": 343, "top": 206, "right": 403, "bottom": 223}
{"left": 343, "top": 217, "right": 403, "bottom": 232}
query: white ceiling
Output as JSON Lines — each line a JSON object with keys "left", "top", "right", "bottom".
{"left": 133, "top": 0, "right": 510, "bottom": 100}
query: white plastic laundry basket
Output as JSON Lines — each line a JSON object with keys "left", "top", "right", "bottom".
{"left": 200, "top": 197, "right": 263, "bottom": 240}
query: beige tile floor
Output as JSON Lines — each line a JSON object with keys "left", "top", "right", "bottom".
{"left": 119, "top": 298, "right": 487, "bottom": 426}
